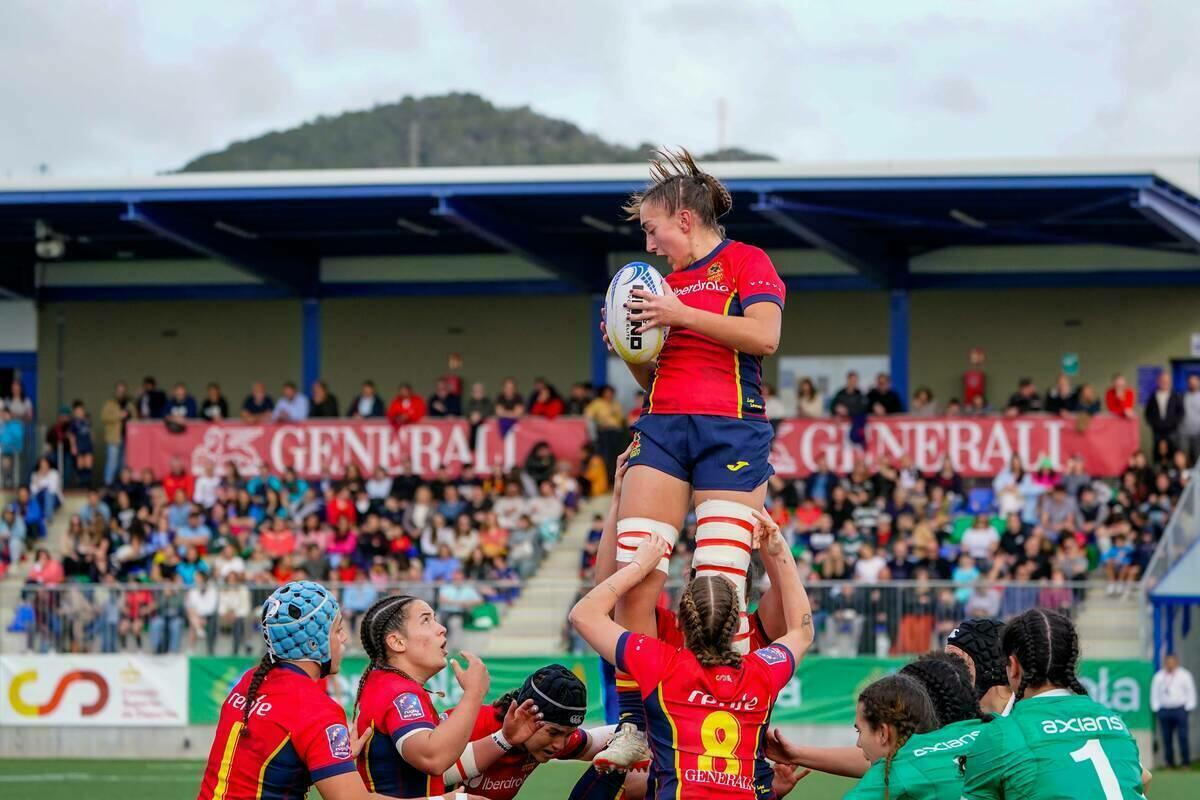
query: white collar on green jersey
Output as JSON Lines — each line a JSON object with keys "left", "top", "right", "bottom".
{"left": 1024, "top": 688, "right": 1074, "bottom": 700}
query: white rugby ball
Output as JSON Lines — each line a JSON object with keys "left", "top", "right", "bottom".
{"left": 605, "top": 261, "right": 669, "bottom": 364}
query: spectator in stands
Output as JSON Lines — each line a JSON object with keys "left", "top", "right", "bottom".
{"left": 831, "top": 371, "right": 867, "bottom": 417}
{"left": 1056, "top": 535, "right": 1090, "bottom": 581}
{"left": 961, "top": 514, "right": 1000, "bottom": 565}
{"left": 566, "top": 383, "right": 593, "bottom": 415}
{"left": 524, "top": 442, "right": 556, "bottom": 489}
{"left": 217, "top": 571, "right": 251, "bottom": 654}
{"left": 137, "top": 376, "right": 167, "bottom": 419}
{"left": 796, "top": 378, "right": 824, "bottom": 417}
{"left": 438, "top": 569, "right": 484, "bottom": 629}
{"left": 0, "top": 407, "right": 23, "bottom": 486}
{"left": 1101, "top": 532, "right": 1137, "bottom": 595}
{"left": 529, "top": 379, "right": 566, "bottom": 419}
{"left": 200, "top": 382, "right": 229, "bottom": 421}
{"left": 0, "top": 504, "right": 25, "bottom": 567}
{"left": 1005, "top": 378, "right": 1043, "bottom": 416}
{"left": 1044, "top": 374, "right": 1079, "bottom": 415}
{"left": 1060, "top": 453, "right": 1091, "bottom": 498}
{"left": 910, "top": 387, "right": 937, "bottom": 416}
{"left": 79, "top": 489, "right": 111, "bottom": 528}
{"left": 853, "top": 542, "right": 889, "bottom": 582}
{"left": 68, "top": 400, "right": 95, "bottom": 486}
{"left": 465, "top": 382, "right": 492, "bottom": 427}
{"left": 240, "top": 381, "right": 274, "bottom": 423}
{"left": 100, "top": 381, "right": 134, "bottom": 485}
{"left": 5, "top": 380, "right": 33, "bottom": 422}
{"left": 584, "top": 385, "right": 625, "bottom": 471}
{"left": 1146, "top": 370, "right": 1185, "bottom": 456}
{"left": 427, "top": 379, "right": 462, "bottom": 417}
{"left": 494, "top": 377, "right": 526, "bottom": 433}
{"left": 185, "top": 570, "right": 219, "bottom": 654}
{"left": 758, "top": 382, "right": 785, "bottom": 423}
{"left": 1040, "top": 485, "right": 1078, "bottom": 537}
{"left": 349, "top": 380, "right": 385, "bottom": 418}
{"left": 272, "top": 381, "right": 309, "bottom": 422}
{"left": 868, "top": 372, "right": 904, "bottom": 415}
{"left": 166, "top": 383, "right": 197, "bottom": 422}
{"left": 309, "top": 379, "right": 339, "bottom": 418}
{"left": 1180, "top": 374, "right": 1200, "bottom": 463}
{"left": 386, "top": 383, "right": 426, "bottom": 425}
{"left": 1074, "top": 383, "right": 1101, "bottom": 415}
{"left": 1106, "top": 373, "right": 1136, "bottom": 418}
{"left": 147, "top": 572, "right": 185, "bottom": 654}
{"left": 423, "top": 543, "right": 460, "bottom": 583}
{"left": 28, "top": 458, "right": 61, "bottom": 530}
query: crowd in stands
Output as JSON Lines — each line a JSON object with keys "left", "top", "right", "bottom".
{"left": 3, "top": 360, "right": 1196, "bottom": 657}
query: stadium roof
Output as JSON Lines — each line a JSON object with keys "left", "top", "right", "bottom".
{"left": 2, "top": 155, "right": 1200, "bottom": 299}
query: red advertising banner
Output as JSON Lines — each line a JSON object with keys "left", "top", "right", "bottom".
{"left": 768, "top": 415, "right": 1140, "bottom": 478}
{"left": 125, "top": 418, "right": 591, "bottom": 479}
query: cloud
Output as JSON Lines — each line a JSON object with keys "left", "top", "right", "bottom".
{"left": 921, "top": 77, "right": 985, "bottom": 115}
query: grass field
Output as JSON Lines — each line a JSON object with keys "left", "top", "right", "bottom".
{"left": 0, "top": 759, "right": 1197, "bottom": 799}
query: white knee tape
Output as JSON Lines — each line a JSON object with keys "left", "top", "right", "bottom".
{"left": 693, "top": 499, "right": 755, "bottom": 607}
{"left": 616, "top": 517, "right": 678, "bottom": 574}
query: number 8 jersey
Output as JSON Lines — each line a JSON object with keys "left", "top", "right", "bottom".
{"left": 615, "top": 632, "right": 795, "bottom": 800}
{"left": 962, "top": 690, "right": 1146, "bottom": 800}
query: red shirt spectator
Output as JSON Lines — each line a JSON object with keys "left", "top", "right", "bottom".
{"left": 1106, "top": 375, "right": 1135, "bottom": 417}
{"left": 326, "top": 490, "right": 357, "bottom": 528}
{"left": 387, "top": 384, "right": 427, "bottom": 425}
{"left": 530, "top": 393, "right": 565, "bottom": 419}
{"left": 162, "top": 460, "right": 195, "bottom": 504}
{"left": 260, "top": 523, "right": 298, "bottom": 559}
{"left": 29, "top": 552, "right": 64, "bottom": 585}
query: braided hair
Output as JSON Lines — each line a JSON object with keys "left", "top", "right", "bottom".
{"left": 900, "top": 652, "right": 987, "bottom": 725}
{"left": 353, "top": 594, "right": 421, "bottom": 716}
{"left": 1002, "top": 608, "right": 1088, "bottom": 701}
{"left": 240, "top": 652, "right": 277, "bottom": 734}
{"left": 858, "top": 674, "right": 938, "bottom": 800}
{"left": 678, "top": 574, "right": 742, "bottom": 668}
{"left": 621, "top": 148, "right": 734, "bottom": 237}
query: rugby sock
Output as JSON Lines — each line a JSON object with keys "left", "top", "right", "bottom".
{"left": 615, "top": 670, "right": 646, "bottom": 731}
{"left": 567, "top": 765, "right": 627, "bottom": 800}
{"left": 614, "top": 517, "right": 678, "bottom": 573}
{"left": 693, "top": 499, "right": 756, "bottom": 654}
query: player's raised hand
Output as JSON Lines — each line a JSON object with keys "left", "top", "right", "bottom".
{"left": 751, "top": 508, "right": 785, "bottom": 555}
{"left": 632, "top": 532, "right": 670, "bottom": 574}
{"left": 765, "top": 727, "right": 803, "bottom": 764}
{"left": 452, "top": 651, "right": 491, "bottom": 697}
{"left": 501, "top": 699, "right": 544, "bottom": 746}
{"left": 771, "top": 762, "right": 812, "bottom": 798}
{"left": 627, "top": 283, "right": 685, "bottom": 332}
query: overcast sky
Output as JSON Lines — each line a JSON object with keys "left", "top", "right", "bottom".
{"left": 3, "top": 0, "right": 1197, "bottom": 177}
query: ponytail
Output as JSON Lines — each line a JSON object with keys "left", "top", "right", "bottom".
{"left": 622, "top": 148, "right": 733, "bottom": 236}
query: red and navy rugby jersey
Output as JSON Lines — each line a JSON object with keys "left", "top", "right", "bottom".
{"left": 616, "top": 632, "right": 795, "bottom": 799}
{"left": 197, "top": 662, "right": 357, "bottom": 800}
{"left": 645, "top": 240, "right": 785, "bottom": 420}
{"left": 355, "top": 670, "right": 446, "bottom": 797}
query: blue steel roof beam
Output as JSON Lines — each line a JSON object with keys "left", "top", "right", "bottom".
{"left": 1134, "top": 186, "right": 1200, "bottom": 254}
{"left": 749, "top": 194, "right": 904, "bottom": 289}
{"left": 120, "top": 203, "right": 318, "bottom": 295}
{"left": 432, "top": 196, "right": 604, "bottom": 291}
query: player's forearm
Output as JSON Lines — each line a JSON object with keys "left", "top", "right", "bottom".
{"left": 403, "top": 693, "right": 486, "bottom": 774}
{"left": 443, "top": 734, "right": 506, "bottom": 785}
{"left": 762, "top": 543, "right": 813, "bottom": 645}
{"left": 571, "top": 561, "right": 651, "bottom": 625}
{"left": 788, "top": 746, "right": 869, "bottom": 778}
{"left": 594, "top": 498, "right": 620, "bottom": 584}
{"left": 679, "top": 306, "right": 779, "bottom": 356}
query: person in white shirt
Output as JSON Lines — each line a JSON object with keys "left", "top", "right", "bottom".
{"left": 853, "top": 542, "right": 889, "bottom": 583}
{"left": 217, "top": 571, "right": 252, "bottom": 655}
{"left": 961, "top": 514, "right": 1000, "bottom": 563}
{"left": 1151, "top": 653, "right": 1196, "bottom": 768}
{"left": 185, "top": 572, "right": 220, "bottom": 655}
{"left": 192, "top": 463, "right": 220, "bottom": 509}
{"left": 271, "top": 381, "right": 310, "bottom": 422}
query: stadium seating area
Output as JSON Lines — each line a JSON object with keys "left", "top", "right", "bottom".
{"left": 0, "top": 367, "right": 1194, "bottom": 656}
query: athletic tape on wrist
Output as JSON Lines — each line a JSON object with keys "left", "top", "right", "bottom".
{"left": 615, "top": 517, "right": 678, "bottom": 574}
{"left": 693, "top": 499, "right": 755, "bottom": 608}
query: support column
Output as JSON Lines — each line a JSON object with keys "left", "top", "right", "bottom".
{"left": 590, "top": 295, "right": 608, "bottom": 389}
{"left": 302, "top": 298, "right": 321, "bottom": 391}
{"left": 889, "top": 289, "right": 910, "bottom": 405}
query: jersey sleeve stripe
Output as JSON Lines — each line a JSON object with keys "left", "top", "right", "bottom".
{"left": 695, "top": 516, "right": 755, "bottom": 534}
{"left": 311, "top": 760, "right": 358, "bottom": 783}
{"left": 392, "top": 721, "right": 436, "bottom": 744}
{"left": 742, "top": 293, "right": 783, "bottom": 309}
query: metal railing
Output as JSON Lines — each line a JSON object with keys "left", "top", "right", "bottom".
{"left": 1139, "top": 462, "right": 1200, "bottom": 657}
{"left": 1, "top": 578, "right": 1116, "bottom": 657}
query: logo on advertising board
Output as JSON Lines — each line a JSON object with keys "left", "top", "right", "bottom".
{"left": 7, "top": 669, "right": 109, "bottom": 717}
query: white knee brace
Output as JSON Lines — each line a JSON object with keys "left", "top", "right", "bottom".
{"left": 693, "top": 499, "right": 756, "bottom": 653}
{"left": 615, "top": 517, "right": 678, "bottom": 574}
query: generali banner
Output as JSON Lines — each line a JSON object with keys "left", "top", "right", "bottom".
{"left": 0, "top": 655, "right": 188, "bottom": 726}
{"left": 769, "top": 415, "right": 1140, "bottom": 478}
{"left": 125, "top": 417, "right": 591, "bottom": 479}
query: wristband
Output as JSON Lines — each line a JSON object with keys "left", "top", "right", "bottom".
{"left": 491, "top": 730, "right": 513, "bottom": 752}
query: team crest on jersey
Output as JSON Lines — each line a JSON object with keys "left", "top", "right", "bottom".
{"left": 706, "top": 262, "right": 725, "bottom": 283}
{"left": 325, "top": 724, "right": 352, "bottom": 759}
{"left": 629, "top": 431, "right": 642, "bottom": 460}
{"left": 393, "top": 692, "right": 424, "bottom": 721}
{"left": 754, "top": 645, "right": 789, "bottom": 666}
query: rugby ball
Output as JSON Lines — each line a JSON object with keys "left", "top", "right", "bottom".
{"left": 605, "top": 262, "right": 669, "bottom": 364}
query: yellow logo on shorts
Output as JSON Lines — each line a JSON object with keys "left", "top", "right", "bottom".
{"left": 629, "top": 432, "right": 642, "bottom": 460}
{"left": 726, "top": 460, "right": 750, "bottom": 472}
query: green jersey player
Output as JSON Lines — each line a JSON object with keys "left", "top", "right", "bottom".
{"left": 962, "top": 608, "right": 1148, "bottom": 800}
